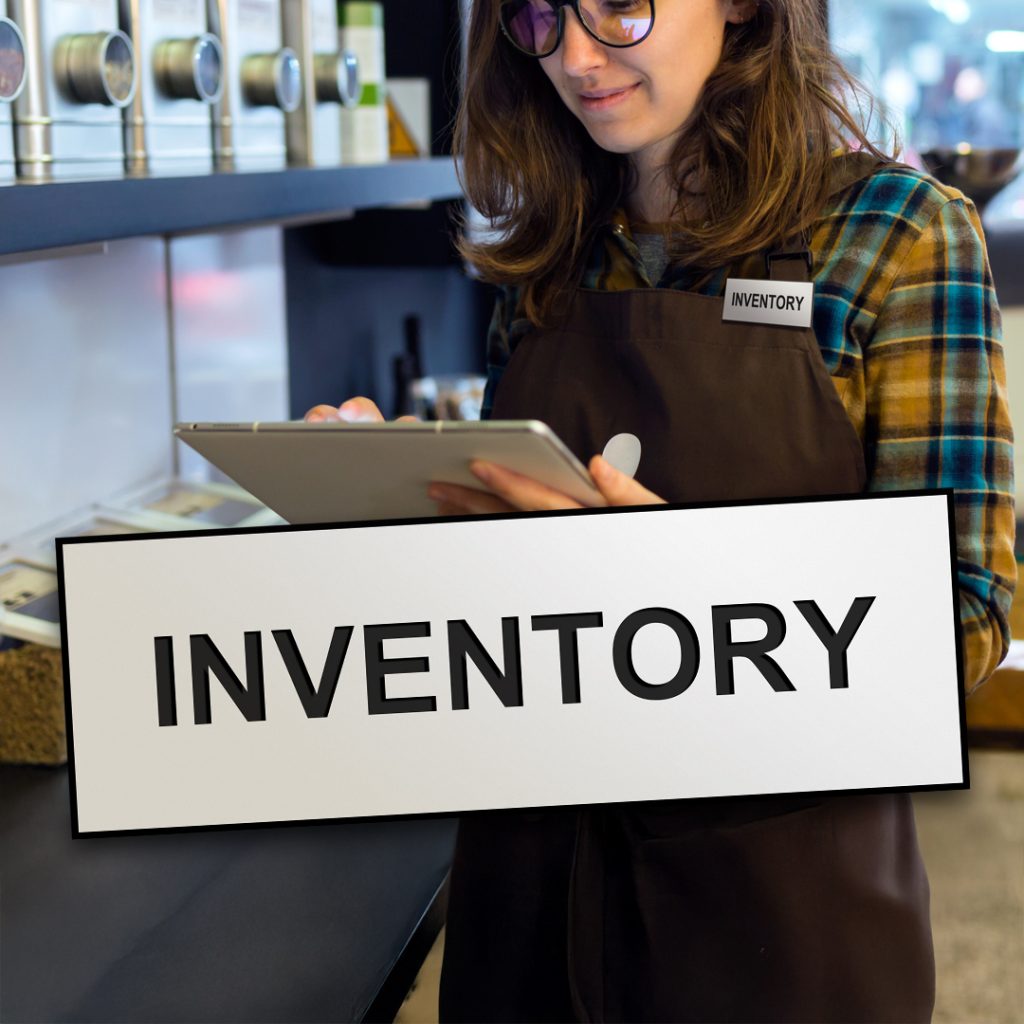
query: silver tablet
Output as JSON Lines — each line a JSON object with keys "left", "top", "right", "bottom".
{"left": 173, "top": 419, "right": 603, "bottom": 524}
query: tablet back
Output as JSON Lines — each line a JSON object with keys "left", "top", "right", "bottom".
{"left": 173, "top": 420, "right": 601, "bottom": 523}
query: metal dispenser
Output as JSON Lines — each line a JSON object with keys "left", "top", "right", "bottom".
{"left": 120, "top": 0, "right": 223, "bottom": 175}
{"left": 281, "top": 0, "right": 357, "bottom": 166}
{"left": 207, "top": 0, "right": 300, "bottom": 170}
{"left": 0, "top": 2, "right": 27, "bottom": 183}
{"left": 11, "top": 0, "right": 135, "bottom": 180}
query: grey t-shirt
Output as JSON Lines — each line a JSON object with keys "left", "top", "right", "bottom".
{"left": 633, "top": 231, "right": 670, "bottom": 286}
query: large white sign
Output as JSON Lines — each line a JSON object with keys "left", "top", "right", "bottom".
{"left": 59, "top": 492, "right": 965, "bottom": 835}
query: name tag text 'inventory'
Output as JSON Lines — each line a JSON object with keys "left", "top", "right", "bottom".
{"left": 722, "top": 278, "right": 815, "bottom": 328}
{"left": 730, "top": 291, "right": 806, "bottom": 311}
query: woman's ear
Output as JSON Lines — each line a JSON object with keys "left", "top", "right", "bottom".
{"left": 724, "top": 0, "right": 759, "bottom": 25}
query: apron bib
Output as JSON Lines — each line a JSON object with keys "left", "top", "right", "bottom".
{"left": 440, "top": 177, "right": 935, "bottom": 1023}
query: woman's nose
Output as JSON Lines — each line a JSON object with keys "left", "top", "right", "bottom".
{"left": 559, "top": 6, "right": 607, "bottom": 76}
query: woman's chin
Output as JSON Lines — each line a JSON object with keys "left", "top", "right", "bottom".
{"left": 583, "top": 126, "right": 649, "bottom": 156}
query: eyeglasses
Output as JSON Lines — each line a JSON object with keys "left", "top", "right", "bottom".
{"left": 499, "top": 0, "right": 656, "bottom": 59}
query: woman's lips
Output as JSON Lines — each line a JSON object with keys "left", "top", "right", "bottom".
{"left": 579, "top": 82, "right": 640, "bottom": 111}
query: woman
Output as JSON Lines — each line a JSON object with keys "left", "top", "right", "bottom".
{"left": 308, "top": 0, "right": 1015, "bottom": 1019}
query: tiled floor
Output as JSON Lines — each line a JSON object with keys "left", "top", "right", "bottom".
{"left": 397, "top": 749, "right": 1024, "bottom": 1024}
{"left": 915, "top": 749, "right": 1024, "bottom": 1024}
{"left": 396, "top": 926, "right": 446, "bottom": 1024}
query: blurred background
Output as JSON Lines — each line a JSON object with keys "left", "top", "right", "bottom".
{"left": 833, "top": 0, "right": 1023, "bottom": 153}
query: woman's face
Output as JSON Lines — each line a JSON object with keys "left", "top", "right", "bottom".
{"left": 537, "top": 0, "right": 755, "bottom": 168}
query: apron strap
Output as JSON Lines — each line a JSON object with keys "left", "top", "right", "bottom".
{"left": 765, "top": 229, "right": 813, "bottom": 282}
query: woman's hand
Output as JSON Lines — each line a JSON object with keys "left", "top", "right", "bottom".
{"left": 304, "top": 396, "right": 417, "bottom": 423}
{"left": 428, "top": 455, "right": 665, "bottom": 515}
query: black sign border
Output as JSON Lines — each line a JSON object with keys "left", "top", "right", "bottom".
{"left": 56, "top": 487, "right": 968, "bottom": 839}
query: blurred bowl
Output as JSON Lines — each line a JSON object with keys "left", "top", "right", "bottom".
{"left": 920, "top": 147, "right": 1023, "bottom": 212}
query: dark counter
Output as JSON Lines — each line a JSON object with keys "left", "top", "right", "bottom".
{"left": 0, "top": 765, "right": 456, "bottom": 1023}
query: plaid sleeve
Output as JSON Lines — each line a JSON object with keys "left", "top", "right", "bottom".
{"left": 863, "top": 196, "right": 1016, "bottom": 693}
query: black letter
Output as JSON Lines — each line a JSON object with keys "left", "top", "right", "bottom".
{"left": 711, "top": 604, "right": 794, "bottom": 695}
{"left": 272, "top": 626, "right": 354, "bottom": 717}
{"left": 448, "top": 618, "right": 523, "bottom": 710}
{"left": 612, "top": 608, "right": 699, "bottom": 700}
{"left": 364, "top": 622, "right": 436, "bottom": 715}
{"left": 191, "top": 632, "right": 266, "bottom": 724}
{"left": 154, "top": 635, "right": 177, "bottom": 727}
{"left": 531, "top": 612, "right": 604, "bottom": 704}
{"left": 794, "top": 597, "right": 876, "bottom": 690}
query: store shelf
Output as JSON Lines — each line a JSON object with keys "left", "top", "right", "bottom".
{"left": 0, "top": 157, "right": 462, "bottom": 257}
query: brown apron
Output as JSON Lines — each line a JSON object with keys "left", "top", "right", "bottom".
{"left": 439, "top": 207, "right": 935, "bottom": 1023}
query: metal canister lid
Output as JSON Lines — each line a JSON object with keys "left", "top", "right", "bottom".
{"left": 275, "top": 48, "right": 301, "bottom": 112}
{"left": 241, "top": 48, "right": 301, "bottom": 112}
{"left": 0, "top": 17, "right": 26, "bottom": 103}
{"left": 193, "top": 34, "right": 223, "bottom": 103}
{"left": 154, "top": 34, "right": 224, "bottom": 104}
{"left": 101, "top": 32, "right": 135, "bottom": 106}
{"left": 55, "top": 30, "right": 136, "bottom": 107}
{"left": 314, "top": 50, "right": 359, "bottom": 107}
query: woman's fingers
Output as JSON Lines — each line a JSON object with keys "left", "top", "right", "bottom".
{"left": 338, "top": 397, "right": 386, "bottom": 422}
{"left": 429, "top": 482, "right": 516, "bottom": 515}
{"left": 304, "top": 404, "right": 342, "bottom": 422}
{"left": 430, "top": 457, "right": 665, "bottom": 516}
{"left": 588, "top": 455, "right": 666, "bottom": 506}
{"left": 467, "top": 461, "right": 586, "bottom": 511}
{"left": 304, "top": 396, "right": 386, "bottom": 423}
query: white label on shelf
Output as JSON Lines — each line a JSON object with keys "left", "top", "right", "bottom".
{"left": 238, "top": 0, "right": 275, "bottom": 31}
{"left": 0, "top": 563, "right": 58, "bottom": 611}
{"left": 146, "top": 490, "right": 224, "bottom": 518}
{"left": 152, "top": 0, "right": 202, "bottom": 24}
{"left": 79, "top": 520, "right": 147, "bottom": 538}
{"left": 341, "top": 104, "right": 388, "bottom": 162}
{"left": 54, "top": 0, "right": 115, "bottom": 29}
{"left": 313, "top": 0, "right": 337, "bottom": 47}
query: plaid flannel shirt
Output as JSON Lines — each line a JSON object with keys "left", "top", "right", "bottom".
{"left": 481, "top": 161, "right": 1016, "bottom": 693}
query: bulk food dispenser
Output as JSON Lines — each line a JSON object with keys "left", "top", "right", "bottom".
{"left": 11, "top": 0, "right": 135, "bottom": 180}
{"left": 120, "top": 0, "right": 223, "bottom": 174}
{"left": 281, "top": 0, "right": 357, "bottom": 166}
{"left": 207, "top": 0, "right": 300, "bottom": 170}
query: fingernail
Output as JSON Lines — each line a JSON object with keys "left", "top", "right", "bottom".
{"left": 592, "top": 457, "right": 613, "bottom": 482}
{"left": 427, "top": 485, "right": 444, "bottom": 501}
{"left": 470, "top": 461, "right": 492, "bottom": 483}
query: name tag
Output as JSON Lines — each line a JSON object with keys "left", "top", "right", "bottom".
{"left": 723, "top": 278, "right": 814, "bottom": 329}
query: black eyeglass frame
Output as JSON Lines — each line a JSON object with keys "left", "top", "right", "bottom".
{"left": 498, "top": 0, "right": 657, "bottom": 59}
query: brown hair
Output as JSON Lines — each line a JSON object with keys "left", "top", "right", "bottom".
{"left": 453, "top": 0, "right": 898, "bottom": 326}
